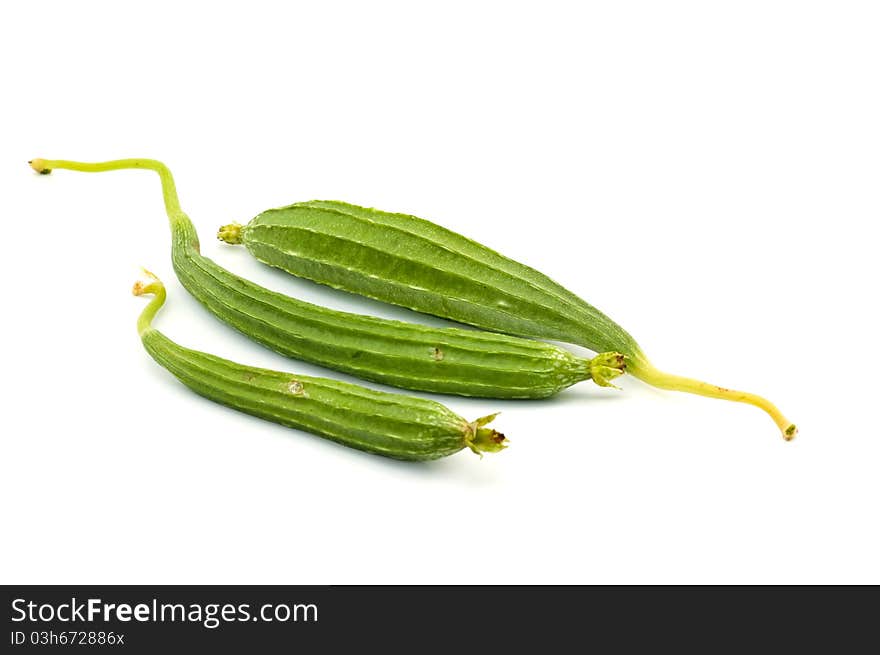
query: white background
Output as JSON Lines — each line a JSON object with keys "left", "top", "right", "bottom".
{"left": 1, "top": 1, "right": 878, "bottom": 584}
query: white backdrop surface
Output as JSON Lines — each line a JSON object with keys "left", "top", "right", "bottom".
{"left": 1, "top": 1, "right": 877, "bottom": 583}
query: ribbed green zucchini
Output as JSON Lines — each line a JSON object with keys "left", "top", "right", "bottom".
{"left": 132, "top": 272, "right": 506, "bottom": 461}
{"left": 218, "top": 200, "right": 796, "bottom": 439}
{"left": 29, "top": 158, "right": 624, "bottom": 399}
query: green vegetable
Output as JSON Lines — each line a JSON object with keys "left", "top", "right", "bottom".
{"left": 132, "top": 271, "right": 506, "bottom": 461}
{"left": 29, "top": 157, "right": 624, "bottom": 399}
{"left": 219, "top": 200, "right": 796, "bottom": 440}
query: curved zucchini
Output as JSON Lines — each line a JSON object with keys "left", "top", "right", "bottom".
{"left": 219, "top": 199, "right": 796, "bottom": 440}
{"left": 29, "top": 158, "right": 624, "bottom": 399}
{"left": 133, "top": 272, "right": 506, "bottom": 461}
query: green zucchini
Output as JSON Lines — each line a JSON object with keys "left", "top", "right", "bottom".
{"left": 29, "top": 158, "right": 625, "bottom": 399}
{"left": 218, "top": 200, "right": 796, "bottom": 440}
{"left": 133, "top": 271, "right": 506, "bottom": 461}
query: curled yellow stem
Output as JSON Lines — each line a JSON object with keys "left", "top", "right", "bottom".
{"left": 630, "top": 360, "right": 797, "bottom": 441}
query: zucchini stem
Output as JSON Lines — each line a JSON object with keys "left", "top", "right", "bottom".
{"left": 132, "top": 269, "right": 165, "bottom": 336}
{"left": 465, "top": 413, "right": 508, "bottom": 457}
{"left": 589, "top": 352, "right": 627, "bottom": 389}
{"left": 29, "top": 158, "right": 187, "bottom": 227}
{"left": 629, "top": 359, "right": 797, "bottom": 440}
{"left": 217, "top": 222, "right": 244, "bottom": 244}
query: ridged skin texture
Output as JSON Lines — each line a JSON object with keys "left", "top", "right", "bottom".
{"left": 243, "top": 201, "right": 642, "bottom": 360}
{"left": 141, "top": 329, "right": 472, "bottom": 461}
{"left": 172, "top": 221, "right": 593, "bottom": 398}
